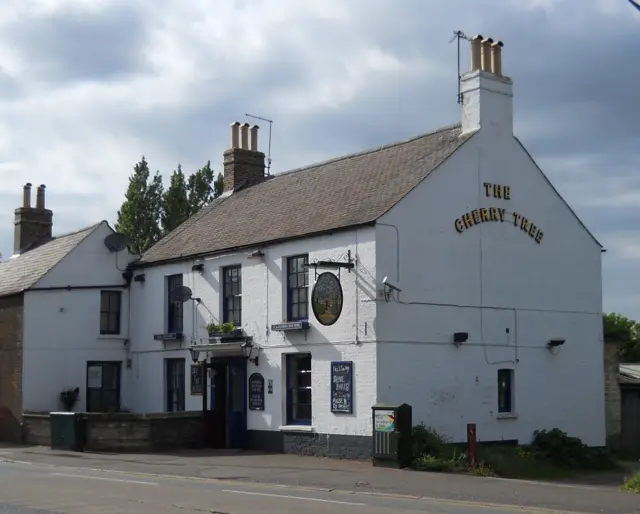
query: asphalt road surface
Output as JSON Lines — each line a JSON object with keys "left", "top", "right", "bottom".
{"left": 0, "top": 459, "right": 589, "bottom": 514}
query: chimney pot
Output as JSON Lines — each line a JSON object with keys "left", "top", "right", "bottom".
{"left": 249, "top": 125, "right": 259, "bottom": 152}
{"left": 490, "top": 40, "right": 504, "bottom": 76}
{"left": 36, "top": 184, "right": 46, "bottom": 209}
{"left": 22, "top": 183, "right": 32, "bottom": 208}
{"left": 470, "top": 35, "right": 483, "bottom": 72}
{"left": 230, "top": 122, "right": 241, "bottom": 148}
{"left": 240, "top": 123, "right": 250, "bottom": 150}
{"left": 481, "top": 37, "right": 494, "bottom": 72}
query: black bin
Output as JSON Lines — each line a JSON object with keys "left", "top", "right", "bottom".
{"left": 371, "top": 403, "right": 412, "bottom": 468}
{"left": 50, "top": 412, "right": 86, "bottom": 452}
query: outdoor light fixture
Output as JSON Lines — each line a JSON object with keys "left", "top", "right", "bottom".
{"left": 453, "top": 332, "right": 469, "bottom": 345}
{"left": 241, "top": 340, "right": 259, "bottom": 366}
{"left": 191, "top": 262, "right": 204, "bottom": 273}
{"left": 248, "top": 250, "right": 265, "bottom": 259}
{"left": 189, "top": 348, "right": 201, "bottom": 363}
{"left": 547, "top": 339, "right": 565, "bottom": 349}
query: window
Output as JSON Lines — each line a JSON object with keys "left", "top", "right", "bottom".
{"left": 166, "top": 358, "right": 186, "bottom": 412}
{"left": 286, "top": 353, "right": 312, "bottom": 425}
{"left": 222, "top": 265, "right": 242, "bottom": 326}
{"left": 86, "top": 361, "right": 121, "bottom": 412}
{"left": 287, "top": 254, "right": 309, "bottom": 321}
{"left": 100, "top": 291, "right": 121, "bottom": 335}
{"left": 498, "top": 368, "right": 514, "bottom": 413}
{"left": 167, "top": 274, "right": 184, "bottom": 333}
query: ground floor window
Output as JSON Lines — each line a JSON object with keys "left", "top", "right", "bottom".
{"left": 86, "top": 361, "right": 121, "bottom": 413}
{"left": 286, "top": 353, "right": 312, "bottom": 425}
{"left": 166, "top": 358, "right": 186, "bottom": 412}
{"left": 498, "top": 368, "right": 514, "bottom": 413}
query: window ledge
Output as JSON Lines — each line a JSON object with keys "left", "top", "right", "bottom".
{"left": 278, "top": 425, "right": 315, "bottom": 433}
{"left": 496, "top": 412, "right": 518, "bottom": 420}
{"left": 97, "top": 335, "right": 126, "bottom": 340}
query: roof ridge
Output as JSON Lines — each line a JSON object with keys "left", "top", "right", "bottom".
{"left": 51, "top": 221, "right": 102, "bottom": 240}
{"left": 274, "top": 123, "right": 462, "bottom": 179}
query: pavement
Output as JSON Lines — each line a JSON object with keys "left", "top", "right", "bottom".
{"left": 0, "top": 444, "right": 639, "bottom": 514}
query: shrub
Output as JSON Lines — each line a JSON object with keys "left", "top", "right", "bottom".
{"left": 412, "top": 423, "right": 448, "bottom": 459}
{"left": 621, "top": 472, "right": 640, "bottom": 493}
{"left": 530, "top": 429, "right": 615, "bottom": 469}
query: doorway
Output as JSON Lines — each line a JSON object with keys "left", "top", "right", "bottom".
{"left": 205, "top": 357, "right": 247, "bottom": 449}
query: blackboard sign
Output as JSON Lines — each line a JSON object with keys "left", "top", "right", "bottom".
{"left": 248, "top": 373, "right": 265, "bottom": 410}
{"left": 190, "top": 364, "right": 203, "bottom": 395}
{"left": 330, "top": 361, "right": 353, "bottom": 414}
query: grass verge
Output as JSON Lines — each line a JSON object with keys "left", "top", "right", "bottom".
{"left": 621, "top": 472, "right": 640, "bottom": 493}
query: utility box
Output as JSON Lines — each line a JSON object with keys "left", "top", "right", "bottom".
{"left": 371, "top": 403, "right": 412, "bottom": 468}
{"left": 50, "top": 412, "right": 86, "bottom": 452}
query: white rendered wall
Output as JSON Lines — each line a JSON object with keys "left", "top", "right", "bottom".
{"left": 375, "top": 129, "right": 605, "bottom": 446}
{"left": 22, "top": 222, "right": 136, "bottom": 412}
{"left": 129, "top": 227, "right": 378, "bottom": 436}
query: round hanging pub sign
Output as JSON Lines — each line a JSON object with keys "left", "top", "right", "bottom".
{"left": 311, "top": 272, "right": 344, "bottom": 326}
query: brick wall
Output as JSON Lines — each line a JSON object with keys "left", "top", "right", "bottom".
{"left": 603, "top": 339, "right": 621, "bottom": 450}
{"left": 23, "top": 411, "right": 204, "bottom": 452}
{"left": 0, "top": 294, "right": 23, "bottom": 442}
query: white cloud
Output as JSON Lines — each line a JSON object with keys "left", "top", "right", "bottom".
{"left": 0, "top": 0, "right": 638, "bottom": 317}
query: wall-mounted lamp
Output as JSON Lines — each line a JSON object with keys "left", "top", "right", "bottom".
{"left": 453, "top": 332, "right": 469, "bottom": 346}
{"left": 133, "top": 273, "right": 146, "bottom": 283}
{"left": 189, "top": 348, "right": 201, "bottom": 363}
{"left": 191, "top": 263, "right": 204, "bottom": 273}
{"left": 247, "top": 250, "right": 265, "bottom": 259}
{"left": 547, "top": 339, "right": 565, "bottom": 349}
{"left": 241, "top": 340, "right": 259, "bottom": 366}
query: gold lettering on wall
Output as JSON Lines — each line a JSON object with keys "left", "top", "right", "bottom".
{"left": 455, "top": 185, "right": 543, "bottom": 243}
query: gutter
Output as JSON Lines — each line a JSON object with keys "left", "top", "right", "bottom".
{"left": 28, "top": 284, "right": 129, "bottom": 292}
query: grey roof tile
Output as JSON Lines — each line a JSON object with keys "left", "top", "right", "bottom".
{"left": 139, "top": 124, "right": 474, "bottom": 265}
{"left": 0, "top": 223, "right": 100, "bottom": 297}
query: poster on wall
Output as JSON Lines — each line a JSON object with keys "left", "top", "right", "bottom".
{"left": 330, "top": 361, "right": 353, "bottom": 414}
{"left": 374, "top": 410, "right": 395, "bottom": 432}
{"left": 190, "top": 364, "right": 203, "bottom": 395}
{"left": 248, "top": 373, "right": 265, "bottom": 410}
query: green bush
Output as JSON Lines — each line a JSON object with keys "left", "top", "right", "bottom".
{"left": 530, "top": 429, "right": 615, "bottom": 469}
{"left": 412, "top": 423, "right": 448, "bottom": 459}
{"left": 621, "top": 472, "right": 640, "bottom": 493}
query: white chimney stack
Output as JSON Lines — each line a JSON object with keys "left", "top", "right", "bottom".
{"left": 460, "top": 35, "right": 513, "bottom": 136}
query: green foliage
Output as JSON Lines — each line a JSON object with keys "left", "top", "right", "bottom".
{"left": 205, "top": 322, "right": 237, "bottom": 334}
{"left": 412, "top": 423, "right": 448, "bottom": 459}
{"left": 117, "top": 157, "right": 222, "bottom": 255}
{"left": 530, "top": 429, "right": 615, "bottom": 470}
{"left": 621, "top": 471, "right": 640, "bottom": 493}
{"left": 116, "top": 157, "right": 163, "bottom": 255}
{"left": 604, "top": 312, "right": 640, "bottom": 362}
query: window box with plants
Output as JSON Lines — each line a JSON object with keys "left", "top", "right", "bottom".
{"left": 205, "top": 322, "right": 244, "bottom": 341}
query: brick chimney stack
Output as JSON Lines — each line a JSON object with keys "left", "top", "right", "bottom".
{"left": 461, "top": 34, "right": 513, "bottom": 136}
{"left": 222, "top": 121, "right": 266, "bottom": 193}
{"left": 14, "top": 183, "right": 53, "bottom": 255}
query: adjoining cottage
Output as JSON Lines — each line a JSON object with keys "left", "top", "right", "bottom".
{"left": 125, "top": 36, "right": 605, "bottom": 457}
{"left": 0, "top": 184, "right": 136, "bottom": 441}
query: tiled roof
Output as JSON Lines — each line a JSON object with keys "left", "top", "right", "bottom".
{"left": 0, "top": 223, "right": 100, "bottom": 297}
{"left": 139, "top": 124, "right": 474, "bottom": 265}
{"left": 620, "top": 364, "right": 640, "bottom": 385}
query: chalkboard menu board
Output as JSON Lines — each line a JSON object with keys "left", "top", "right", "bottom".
{"left": 248, "top": 373, "right": 265, "bottom": 411}
{"left": 330, "top": 361, "right": 353, "bottom": 414}
{"left": 190, "top": 364, "right": 203, "bottom": 395}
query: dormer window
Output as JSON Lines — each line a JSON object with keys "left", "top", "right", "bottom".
{"left": 287, "top": 254, "right": 309, "bottom": 321}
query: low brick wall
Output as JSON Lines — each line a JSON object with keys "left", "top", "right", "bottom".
{"left": 23, "top": 411, "right": 204, "bottom": 452}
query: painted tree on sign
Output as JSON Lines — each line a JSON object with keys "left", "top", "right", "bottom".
{"left": 603, "top": 312, "right": 640, "bottom": 362}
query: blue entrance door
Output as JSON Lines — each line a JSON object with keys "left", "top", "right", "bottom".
{"left": 227, "top": 358, "right": 247, "bottom": 449}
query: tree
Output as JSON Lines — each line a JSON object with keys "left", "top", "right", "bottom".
{"left": 115, "top": 157, "right": 164, "bottom": 255}
{"left": 160, "top": 165, "right": 190, "bottom": 234}
{"left": 603, "top": 312, "right": 640, "bottom": 363}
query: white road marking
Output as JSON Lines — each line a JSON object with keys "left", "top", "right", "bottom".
{"left": 51, "top": 472, "right": 158, "bottom": 486}
{"left": 222, "top": 489, "right": 366, "bottom": 506}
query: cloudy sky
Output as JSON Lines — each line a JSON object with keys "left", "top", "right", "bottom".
{"left": 0, "top": 0, "right": 638, "bottom": 316}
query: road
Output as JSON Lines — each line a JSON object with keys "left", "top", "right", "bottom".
{"left": 0, "top": 459, "right": 587, "bottom": 514}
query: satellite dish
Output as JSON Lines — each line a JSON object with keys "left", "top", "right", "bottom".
{"left": 170, "top": 285, "right": 193, "bottom": 303}
{"left": 104, "top": 232, "right": 131, "bottom": 253}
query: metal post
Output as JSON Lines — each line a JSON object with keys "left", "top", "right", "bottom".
{"left": 467, "top": 423, "right": 477, "bottom": 467}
